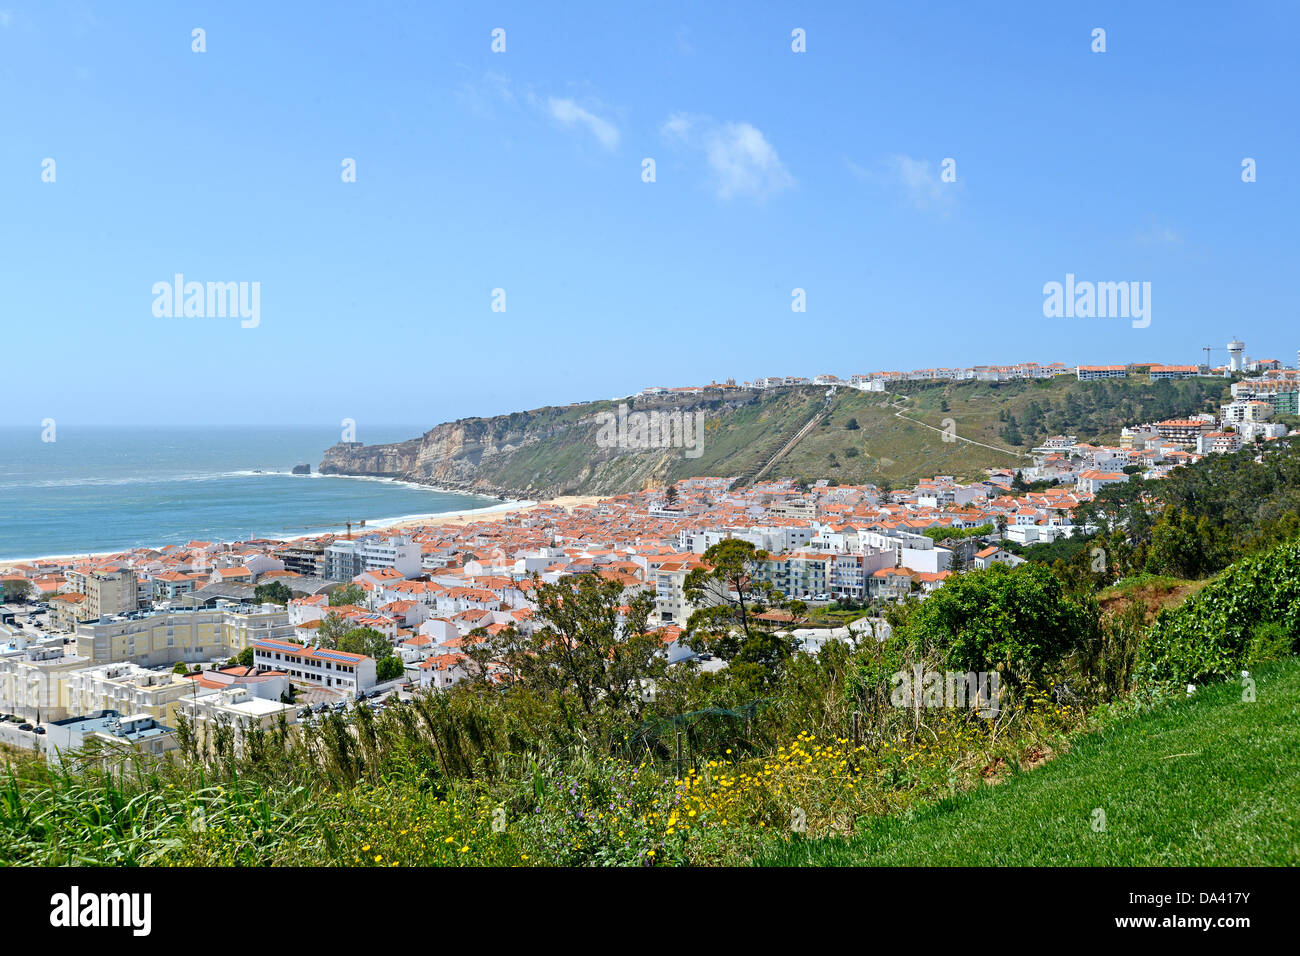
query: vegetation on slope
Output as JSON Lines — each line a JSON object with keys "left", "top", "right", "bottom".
{"left": 1041, "top": 437, "right": 1300, "bottom": 590}
{"left": 1141, "top": 540, "right": 1300, "bottom": 686}
{"left": 5, "top": 449, "right": 1299, "bottom": 867}
{"left": 892, "top": 374, "right": 1228, "bottom": 449}
{"left": 324, "top": 375, "right": 1234, "bottom": 496}
{"left": 760, "top": 656, "right": 1300, "bottom": 866}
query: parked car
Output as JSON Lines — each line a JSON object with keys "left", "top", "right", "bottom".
{"left": 18, "top": 723, "right": 33, "bottom": 731}
{"left": 33, "top": 726, "right": 45, "bottom": 735}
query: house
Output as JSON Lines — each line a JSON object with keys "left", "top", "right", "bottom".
{"left": 1075, "top": 470, "right": 1128, "bottom": 494}
{"left": 44, "top": 710, "right": 178, "bottom": 760}
{"left": 172, "top": 688, "right": 298, "bottom": 754}
{"left": 251, "top": 639, "right": 376, "bottom": 695}
{"left": 973, "top": 547, "right": 1023, "bottom": 570}
{"left": 415, "top": 652, "right": 470, "bottom": 691}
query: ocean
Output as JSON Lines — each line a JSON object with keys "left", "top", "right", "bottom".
{"left": 0, "top": 425, "right": 501, "bottom": 561}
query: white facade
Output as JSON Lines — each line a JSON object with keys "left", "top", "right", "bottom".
{"left": 252, "top": 639, "right": 376, "bottom": 695}
{"left": 174, "top": 687, "right": 298, "bottom": 754}
{"left": 361, "top": 536, "right": 422, "bottom": 579}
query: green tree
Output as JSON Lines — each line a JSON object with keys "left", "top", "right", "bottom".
{"left": 1144, "top": 507, "right": 1231, "bottom": 580}
{"left": 891, "top": 563, "right": 1099, "bottom": 692}
{"left": 316, "top": 613, "right": 349, "bottom": 646}
{"left": 376, "top": 655, "right": 405, "bottom": 681}
{"left": 1, "top": 579, "right": 33, "bottom": 602}
{"left": 684, "top": 540, "right": 798, "bottom": 687}
{"left": 844, "top": 418, "right": 859, "bottom": 430}
{"left": 255, "top": 580, "right": 293, "bottom": 605}
{"left": 472, "top": 572, "right": 664, "bottom": 749}
{"left": 1000, "top": 416, "right": 1023, "bottom": 446}
{"left": 329, "top": 583, "right": 366, "bottom": 607}
{"left": 335, "top": 626, "right": 392, "bottom": 660}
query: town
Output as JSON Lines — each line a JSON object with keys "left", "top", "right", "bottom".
{"left": 2, "top": 352, "right": 1295, "bottom": 761}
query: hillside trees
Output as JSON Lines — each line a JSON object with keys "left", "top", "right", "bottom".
{"left": 886, "top": 563, "right": 1100, "bottom": 692}
{"left": 684, "top": 539, "right": 800, "bottom": 689}
{"left": 471, "top": 572, "right": 665, "bottom": 748}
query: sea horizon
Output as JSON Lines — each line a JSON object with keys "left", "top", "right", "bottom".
{"left": 0, "top": 424, "right": 502, "bottom": 562}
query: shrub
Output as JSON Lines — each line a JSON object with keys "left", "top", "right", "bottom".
{"left": 891, "top": 563, "right": 1099, "bottom": 692}
{"left": 1141, "top": 540, "right": 1300, "bottom": 686}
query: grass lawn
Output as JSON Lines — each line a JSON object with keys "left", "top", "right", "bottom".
{"left": 759, "top": 657, "right": 1300, "bottom": 866}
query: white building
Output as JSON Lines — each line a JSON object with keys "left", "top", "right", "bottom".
{"left": 44, "top": 711, "right": 178, "bottom": 760}
{"left": 75, "top": 603, "right": 294, "bottom": 668}
{"left": 0, "top": 642, "right": 92, "bottom": 722}
{"left": 1076, "top": 365, "right": 1128, "bottom": 381}
{"left": 252, "top": 639, "right": 376, "bottom": 695}
{"left": 360, "top": 536, "right": 422, "bottom": 579}
{"left": 64, "top": 662, "right": 196, "bottom": 721}
{"left": 173, "top": 687, "right": 298, "bottom": 754}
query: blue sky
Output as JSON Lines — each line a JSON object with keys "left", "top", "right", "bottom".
{"left": 2, "top": 1, "right": 1296, "bottom": 429}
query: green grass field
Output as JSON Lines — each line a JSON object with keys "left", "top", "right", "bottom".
{"left": 759, "top": 656, "right": 1300, "bottom": 866}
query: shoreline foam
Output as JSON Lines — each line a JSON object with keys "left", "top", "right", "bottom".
{"left": 0, "top": 495, "right": 608, "bottom": 568}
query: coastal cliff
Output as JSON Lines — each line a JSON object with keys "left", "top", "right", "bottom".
{"left": 319, "top": 389, "right": 771, "bottom": 499}
{"left": 318, "top": 375, "right": 1210, "bottom": 496}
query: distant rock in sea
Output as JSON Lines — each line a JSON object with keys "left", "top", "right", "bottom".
{"left": 292, "top": 463, "right": 311, "bottom": 475}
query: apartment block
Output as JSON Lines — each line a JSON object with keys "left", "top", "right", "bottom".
{"left": 1076, "top": 365, "right": 1128, "bottom": 381}
{"left": 64, "top": 662, "right": 196, "bottom": 721}
{"left": 252, "top": 638, "right": 376, "bottom": 694}
{"left": 75, "top": 603, "right": 294, "bottom": 668}
{"left": 85, "top": 569, "right": 139, "bottom": 620}
{"left": 0, "top": 642, "right": 92, "bottom": 722}
{"left": 1154, "top": 419, "right": 1212, "bottom": 445}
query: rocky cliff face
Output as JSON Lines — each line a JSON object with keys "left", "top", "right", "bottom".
{"left": 319, "top": 390, "right": 764, "bottom": 498}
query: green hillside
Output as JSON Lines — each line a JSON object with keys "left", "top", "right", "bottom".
{"left": 698, "top": 374, "right": 1229, "bottom": 488}
{"left": 322, "top": 374, "right": 1233, "bottom": 498}
{"left": 759, "top": 656, "right": 1300, "bottom": 866}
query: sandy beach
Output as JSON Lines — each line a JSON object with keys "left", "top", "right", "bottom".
{"left": 374, "top": 495, "right": 609, "bottom": 533}
{"left": 0, "top": 495, "right": 613, "bottom": 570}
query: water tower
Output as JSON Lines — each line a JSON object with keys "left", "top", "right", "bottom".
{"left": 1227, "top": 338, "right": 1245, "bottom": 372}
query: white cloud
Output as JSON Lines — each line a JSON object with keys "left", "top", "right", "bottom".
{"left": 661, "top": 111, "right": 695, "bottom": 142}
{"left": 849, "top": 154, "right": 954, "bottom": 211}
{"left": 456, "top": 76, "right": 621, "bottom": 154}
{"left": 454, "top": 69, "right": 515, "bottom": 117}
{"left": 881, "top": 154, "right": 948, "bottom": 208}
{"left": 1134, "top": 222, "right": 1183, "bottom": 244}
{"left": 661, "top": 112, "right": 793, "bottom": 201}
{"left": 546, "top": 97, "right": 620, "bottom": 151}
